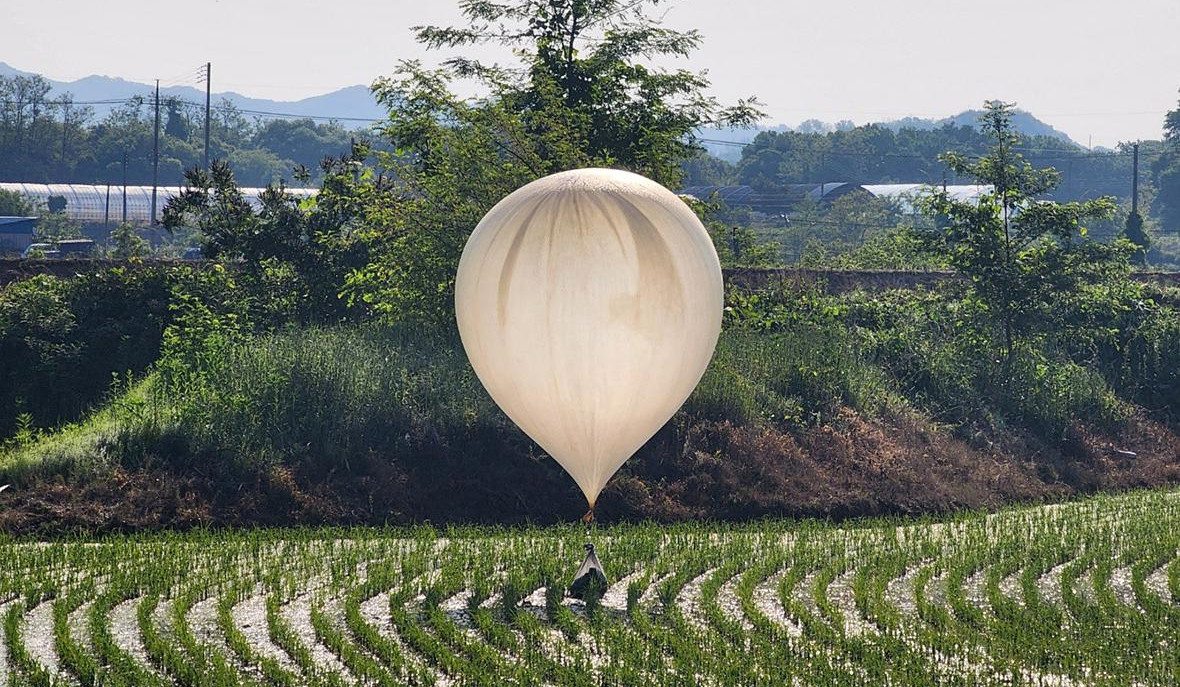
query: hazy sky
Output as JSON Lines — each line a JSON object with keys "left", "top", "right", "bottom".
{"left": 6, "top": 0, "right": 1179, "bottom": 147}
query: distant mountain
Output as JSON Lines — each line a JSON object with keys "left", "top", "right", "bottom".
{"left": 884, "top": 110, "right": 1077, "bottom": 144}
{"left": 701, "top": 109, "right": 1080, "bottom": 163}
{"left": 0, "top": 62, "right": 386, "bottom": 126}
{"left": 4, "top": 62, "right": 1080, "bottom": 150}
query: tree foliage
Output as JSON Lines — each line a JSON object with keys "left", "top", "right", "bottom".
{"left": 0, "top": 73, "right": 358, "bottom": 187}
{"left": 108, "top": 222, "right": 148, "bottom": 259}
{"left": 1123, "top": 210, "right": 1150, "bottom": 265}
{"left": 0, "top": 189, "right": 35, "bottom": 216}
{"left": 410, "top": 0, "right": 760, "bottom": 186}
{"left": 732, "top": 120, "right": 1136, "bottom": 206}
{"left": 162, "top": 157, "right": 373, "bottom": 322}
{"left": 1152, "top": 90, "right": 1180, "bottom": 234}
{"left": 343, "top": 0, "right": 761, "bottom": 324}
{"left": 917, "top": 101, "right": 1123, "bottom": 363}
{"left": 0, "top": 269, "right": 173, "bottom": 436}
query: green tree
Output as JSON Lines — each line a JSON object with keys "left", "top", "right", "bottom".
{"left": 1122, "top": 210, "right": 1150, "bottom": 265}
{"left": 410, "top": 0, "right": 760, "bottom": 187}
{"left": 794, "top": 191, "right": 906, "bottom": 265}
{"left": 732, "top": 117, "right": 1126, "bottom": 203}
{"left": 347, "top": 0, "right": 761, "bottom": 324}
{"left": 163, "top": 156, "right": 372, "bottom": 322}
{"left": 0, "top": 189, "right": 35, "bottom": 216}
{"left": 682, "top": 150, "right": 736, "bottom": 186}
{"left": 34, "top": 211, "right": 83, "bottom": 241}
{"left": 1152, "top": 92, "right": 1180, "bottom": 233}
{"left": 164, "top": 98, "right": 190, "bottom": 139}
{"left": 251, "top": 119, "right": 353, "bottom": 167}
{"left": 918, "top": 101, "right": 1121, "bottom": 363}
{"left": 46, "top": 195, "right": 67, "bottom": 214}
{"left": 109, "top": 221, "right": 148, "bottom": 259}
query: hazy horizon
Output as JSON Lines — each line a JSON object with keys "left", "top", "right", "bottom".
{"left": 6, "top": 0, "right": 1179, "bottom": 148}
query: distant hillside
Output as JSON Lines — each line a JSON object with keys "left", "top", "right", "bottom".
{"left": 701, "top": 109, "right": 1080, "bottom": 162}
{"left": 3, "top": 62, "right": 1082, "bottom": 157}
{"left": 0, "top": 62, "right": 386, "bottom": 126}
{"left": 885, "top": 110, "right": 1077, "bottom": 144}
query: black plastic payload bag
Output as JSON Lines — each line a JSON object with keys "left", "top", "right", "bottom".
{"left": 568, "top": 542, "right": 608, "bottom": 599}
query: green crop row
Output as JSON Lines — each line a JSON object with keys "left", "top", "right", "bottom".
{"left": 0, "top": 489, "right": 1177, "bottom": 686}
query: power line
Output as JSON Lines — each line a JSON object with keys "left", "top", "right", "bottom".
{"left": 234, "top": 107, "right": 379, "bottom": 123}
{"left": 0, "top": 94, "right": 1151, "bottom": 173}
{"left": 151, "top": 96, "right": 383, "bottom": 124}
{"left": 158, "top": 64, "right": 207, "bottom": 89}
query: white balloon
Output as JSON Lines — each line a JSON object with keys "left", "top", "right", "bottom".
{"left": 455, "top": 168, "right": 723, "bottom": 508}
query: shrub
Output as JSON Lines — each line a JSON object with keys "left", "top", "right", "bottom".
{"left": 0, "top": 269, "right": 171, "bottom": 438}
{"left": 161, "top": 325, "right": 495, "bottom": 472}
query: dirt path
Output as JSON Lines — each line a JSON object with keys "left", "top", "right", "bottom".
{"left": 22, "top": 600, "right": 67, "bottom": 683}
{"left": 281, "top": 592, "right": 354, "bottom": 683}
{"left": 233, "top": 593, "right": 299, "bottom": 672}
{"left": 109, "top": 597, "right": 164, "bottom": 679}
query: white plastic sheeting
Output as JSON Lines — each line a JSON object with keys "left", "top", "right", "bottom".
{"left": 455, "top": 169, "right": 723, "bottom": 508}
{"left": 862, "top": 184, "right": 992, "bottom": 212}
{"left": 0, "top": 183, "right": 315, "bottom": 224}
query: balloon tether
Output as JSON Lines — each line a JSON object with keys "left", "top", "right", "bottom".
{"left": 581, "top": 505, "right": 595, "bottom": 539}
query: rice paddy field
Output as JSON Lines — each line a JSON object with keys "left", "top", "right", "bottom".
{"left": 1, "top": 489, "right": 1178, "bottom": 687}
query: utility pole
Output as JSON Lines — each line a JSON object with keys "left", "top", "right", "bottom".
{"left": 104, "top": 184, "right": 111, "bottom": 228}
{"left": 202, "top": 62, "right": 212, "bottom": 171}
{"left": 1131, "top": 143, "right": 1140, "bottom": 216}
{"left": 59, "top": 99, "right": 70, "bottom": 181}
{"left": 121, "top": 151, "right": 128, "bottom": 224}
{"left": 151, "top": 80, "right": 160, "bottom": 225}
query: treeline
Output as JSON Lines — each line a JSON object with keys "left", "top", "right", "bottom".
{"left": 0, "top": 73, "right": 359, "bottom": 187}
{"left": 686, "top": 98, "right": 1180, "bottom": 256}
{"left": 685, "top": 121, "right": 1150, "bottom": 204}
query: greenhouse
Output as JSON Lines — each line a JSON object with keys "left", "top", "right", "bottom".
{"left": 0, "top": 183, "right": 315, "bottom": 225}
{"left": 861, "top": 183, "right": 992, "bottom": 212}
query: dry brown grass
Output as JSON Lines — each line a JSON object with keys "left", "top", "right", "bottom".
{"left": 1, "top": 408, "right": 1178, "bottom": 535}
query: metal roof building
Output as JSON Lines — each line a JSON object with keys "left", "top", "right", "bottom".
{"left": 0, "top": 216, "right": 38, "bottom": 254}
{"left": 0, "top": 183, "right": 316, "bottom": 225}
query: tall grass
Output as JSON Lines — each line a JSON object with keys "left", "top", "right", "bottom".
{"left": 689, "top": 325, "right": 899, "bottom": 426}
{"left": 0, "top": 376, "right": 174, "bottom": 482}
{"left": 2, "top": 321, "right": 903, "bottom": 483}
{"left": 2, "top": 278, "right": 1171, "bottom": 486}
{"left": 160, "top": 326, "right": 497, "bottom": 471}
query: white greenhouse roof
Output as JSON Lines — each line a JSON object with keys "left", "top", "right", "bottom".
{"left": 0, "top": 183, "right": 315, "bottom": 224}
{"left": 863, "top": 183, "right": 992, "bottom": 210}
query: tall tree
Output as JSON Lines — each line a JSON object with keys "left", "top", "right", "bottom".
{"left": 164, "top": 98, "right": 190, "bottom": 140}
{"left": 406, "top": 0, "right": 760, "bottom": 187}
{"left": 918, "top": 101, "right": 1121, "bottom": 365}
{"left": 1152, "top": 91, "right": 1180, "bottom": 233}
{"left": 1122, "top": 210, "right": 1150, "bottom": 265}
{"left": 346, "top": 0, "right": 761, "bottom": 323}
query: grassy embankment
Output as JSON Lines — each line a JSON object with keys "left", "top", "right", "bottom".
{"left": 2, "top": 277, "right": 1178, "bottom": 532}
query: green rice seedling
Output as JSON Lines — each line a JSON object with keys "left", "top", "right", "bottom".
{"left": 2, "top": 489, "right": 1180, "bottom": 686}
